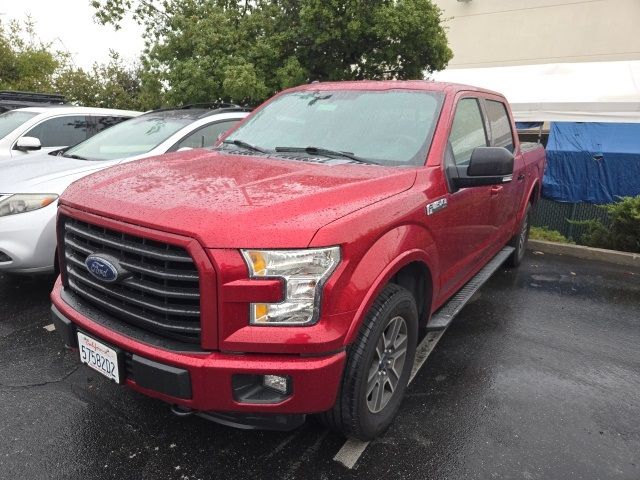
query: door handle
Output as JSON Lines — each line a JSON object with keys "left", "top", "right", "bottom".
{"left": 490, "top": 185, "right": 503, "bottom": 195}
{"left": 517, "top": 173, "right": 525, "bottom": 181}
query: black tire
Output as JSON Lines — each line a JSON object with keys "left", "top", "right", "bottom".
{"left": 321, "top": 283, "right": 418, "bottom": 440}
{"left": 507, "top": 204, "right": 531, "bottom": 267}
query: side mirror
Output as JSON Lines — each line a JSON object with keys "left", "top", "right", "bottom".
{"left": 14, "top": 136, "right": 42, "bottom": 152}
{"left": 452, "top": 147, "right": 514, "bottom": 189}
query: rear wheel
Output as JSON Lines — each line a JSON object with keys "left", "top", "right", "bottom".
{"left": 507, "top": 204, "right": 531, "bottom": 267}
{"left": 321, "top": 284, "right": 418, "bottom": 440}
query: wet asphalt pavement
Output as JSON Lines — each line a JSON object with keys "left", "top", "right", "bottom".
{"left": 0, "top": 251, "right": 638, "bottom": 480}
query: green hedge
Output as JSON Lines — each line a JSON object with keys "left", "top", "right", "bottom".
{"left": 532, "top": 196, "right": 640, "bottom": 253}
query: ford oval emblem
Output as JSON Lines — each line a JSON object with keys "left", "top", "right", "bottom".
{"left": 85, "top": 254, "right": 123, "bottom": 283}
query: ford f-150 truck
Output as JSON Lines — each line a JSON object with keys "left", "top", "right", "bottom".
{"left": 51, "top": 81, "right": 545, "bottom": 440}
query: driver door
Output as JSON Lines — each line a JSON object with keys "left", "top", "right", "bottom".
{"left": 434, "top": 96, "right": 495, "bottom": 297}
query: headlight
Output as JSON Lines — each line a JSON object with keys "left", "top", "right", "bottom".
{"left": 0, "top": 194, "right": 58, "bottom": 217}
{"left": 241, "top": 247, "right": 340, "bottom": 326}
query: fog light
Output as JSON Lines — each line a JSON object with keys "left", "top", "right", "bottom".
{"left": 232, "top": 374, "right": 293, "bottom": 403}
{"left": 263, "top": 374, "right": 291, "bottom": 395}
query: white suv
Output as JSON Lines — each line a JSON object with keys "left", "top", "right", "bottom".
{"left": 0, "top": 104, "right": 250, "bottom": 274}
{"left": 0, "top": 106, "right": 140, "bottom": 160}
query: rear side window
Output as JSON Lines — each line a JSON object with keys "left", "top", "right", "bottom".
{"left": 448, "top": 98, "right": 488, "bottom": 167}
{"left": 25, "top": 115, "right": 90, "bottom": 147}
{"left": 485, "top": 100, "right": 514, "bottom": 152}
{"left": 172, "top": 120, "right": 240, "bottom": 150}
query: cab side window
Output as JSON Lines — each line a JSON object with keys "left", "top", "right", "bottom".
{"left": 25, "top": 115, "right": 90, "bottom": 147}
{"left": 485, "top": 100, "right": 514, "bottom": 152}
{"left": 172, "top": 120, "right": 239, "bottom": 150}
{"left": 448, "top": 98, "right": 488, "bottom": 167}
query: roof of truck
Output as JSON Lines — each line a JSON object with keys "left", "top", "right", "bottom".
{"left": 288, "top": 80, "right": 503, "bottom": 97}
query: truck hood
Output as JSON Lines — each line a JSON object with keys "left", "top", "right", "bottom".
{"left": 0, "top": 153, "right": 118, "bottom": 194}
{"left": 61, "top": 150, "right": 417, "bottom": 248}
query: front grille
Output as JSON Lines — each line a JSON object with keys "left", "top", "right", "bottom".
{"left": 62, "top": 217, "right": 201, "bottom": 343}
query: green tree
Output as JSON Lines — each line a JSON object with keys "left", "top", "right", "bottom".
{"left": 0, "top": 18, "right": 160, "bottom": 110}
{"left": 91, "top": 0, "right": 452, "bottom": 105}
{"left": 0, "top": 18, "right": 62, "bottom": 92}
{"left": 55, "top": 52, "right": 161, "bottom": 110}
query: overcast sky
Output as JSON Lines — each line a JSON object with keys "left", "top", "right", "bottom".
{"left": 1, "top": 0, "right": 145, "bottom": 69}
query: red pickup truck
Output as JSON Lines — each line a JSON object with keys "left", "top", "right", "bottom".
{"left": 51, "top": 81, "right": 545, "bottom": 440}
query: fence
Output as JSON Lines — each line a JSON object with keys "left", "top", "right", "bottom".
{"left": 532, "top": 198, "right": 611, "bottom": 241}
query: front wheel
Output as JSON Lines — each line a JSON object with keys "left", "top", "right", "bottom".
{"left": 321, "top": 284, "right": 418, "bottom": 440}
{"left": 507, "top": 204, "right": 531, "bottom": 267}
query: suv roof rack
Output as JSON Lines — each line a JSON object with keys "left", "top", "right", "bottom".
{"left": 0, "top": 91, "right": 66, "bottom": 103}
{"left": 178, "top": 102, "right": 242, "bottom": 110}
{"left": 0, "top": 90, "right": 67, "bottom": 113}
{"left": 145, "top": 102, "right": 252, "bottom": 116}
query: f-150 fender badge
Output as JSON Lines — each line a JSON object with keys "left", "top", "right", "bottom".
{"left": 426, "top": 198, "right": 448, "bottom": 215}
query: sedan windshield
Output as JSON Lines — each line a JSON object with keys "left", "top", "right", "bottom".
{"left": 62, "top": 114, "right": 195, "bottom": 161}
{"left": 224, "top": 89, "right": 444, "bottom": 166}
{"left": 0, "top": 110, "right": 38, "bottom": 140}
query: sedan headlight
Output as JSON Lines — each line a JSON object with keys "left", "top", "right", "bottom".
{"left": 0, "top": 194, "right": 58, "bottom": 217}
{"left": 241, "top": 247, "right": 340, "bottom": 326}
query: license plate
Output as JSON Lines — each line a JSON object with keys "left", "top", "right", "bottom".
{"left": 77, "top": 331, "right": 122, "bottom": 383}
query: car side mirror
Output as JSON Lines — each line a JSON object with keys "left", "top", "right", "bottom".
{"left": 14, "top": 136, "right": 42, "bottom": 152}
{"left": 453, "top": 147, "right": 514, "bottom": 188}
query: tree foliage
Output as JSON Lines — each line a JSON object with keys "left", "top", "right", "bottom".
{"left": 0, "top": 18, "right": 158, "bottom": 110}
{"left": 91, "top": 0, "right": 452, "bottom": 105}
{"left": 0, "top": 18, "right": 60, "bottom": 92}
{"left": 54, "top": 52, "right": 159, "bottom": 110}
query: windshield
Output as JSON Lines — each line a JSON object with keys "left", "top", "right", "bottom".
{"left": 63, "top": 114, "right": 195, "bottom": 161}
{"left": 224, "top": 89, "right": 444, "bottom": 166}
{"left": 0, "top": 110, "right": 38, "bottom": 140}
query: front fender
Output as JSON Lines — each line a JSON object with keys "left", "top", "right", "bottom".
{"left": 329, "top": 225, "right": 439, "bottom": 346}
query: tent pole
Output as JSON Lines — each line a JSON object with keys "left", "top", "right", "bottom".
{"left": 538, "top": 124, "right": 543, "bottom": 144}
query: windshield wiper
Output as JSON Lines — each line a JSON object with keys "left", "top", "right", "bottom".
{"left": 63, "top": 154, "right": 88, "bottom": 160}
{"left": 223, "top": 139, "right": 268, "bottom": 154}
{"left": 274, "top": 146, "right": 381, "bottom": 165}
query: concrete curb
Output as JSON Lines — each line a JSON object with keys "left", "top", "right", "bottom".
{"left": 527, "top": 239, "right": 640, "bottom": 268}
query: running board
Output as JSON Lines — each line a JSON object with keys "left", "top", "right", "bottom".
{"left": 426, "top": 246, "right": 515, "bottom": 331}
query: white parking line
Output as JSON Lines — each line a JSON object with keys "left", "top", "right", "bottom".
{"left": 333, "top": 330, "right": 445, "bottom": 469}
{"left": 333, "top": 438, "right": 371, "bottom": 469}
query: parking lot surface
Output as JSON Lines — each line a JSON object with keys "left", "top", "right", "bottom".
{"left": 0, "top": 252, "right": 638, "bottom": 480}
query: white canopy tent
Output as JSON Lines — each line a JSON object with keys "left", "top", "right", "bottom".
{"left": 431, "top": 60, "right": 640, "bottom": 123}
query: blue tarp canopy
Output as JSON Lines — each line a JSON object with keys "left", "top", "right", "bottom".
{"left": 543, "top": 122, "right": 640, "bottom": 203}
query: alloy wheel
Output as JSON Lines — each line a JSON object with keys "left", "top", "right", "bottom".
{"left": 366, "top": 315, "right": 408, "bottom": 413}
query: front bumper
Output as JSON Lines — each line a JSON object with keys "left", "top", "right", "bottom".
{"left": 0, "top": 202, "right": 57, "bottom": 273}
{"left": 51, "top": 279, "right": 346, "bottom": 415}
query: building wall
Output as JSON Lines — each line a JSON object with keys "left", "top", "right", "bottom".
{"left": 434, "top": 0, "right": 640, "bottom": 68}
